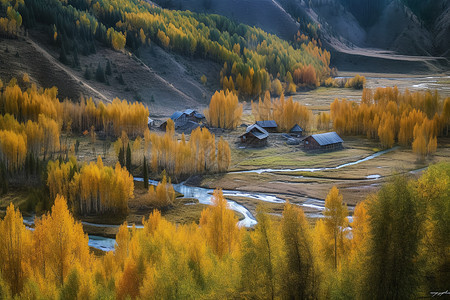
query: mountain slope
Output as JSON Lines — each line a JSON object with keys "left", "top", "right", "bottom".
{"left": 152, "top": 0, "right": 299, "bottom": 41}
{"left": 0, "top": 32, "right": 217, "bottom": 117}
{"left": 434, "top": 6, "right": 450, "bottom": 57}
{"left": 155, "top": 0, "right": 448, "bottom": 73}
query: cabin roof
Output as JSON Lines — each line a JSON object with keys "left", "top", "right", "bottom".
{"left": 170, "top": 111, "right": 184, "bottom": 120}
{"left": 256, "top": 120, "right": 278, "bottom": 128}
{"left": 310, "top": 132, "right": 343, "bottom": 146}
{"left": 194, "top": 113, "right": 205, "bottom": 119}
{"left": 176, "top": 120, "right": 200, "bottom": 133}
{"left": 183, "top": 109, "right": 196, "bottom": 115}
{"left": 290, "top": 124, "right": 303, "bottom": 133}
{"left": 240, "top": 124, "right": 269, "bottom": 140}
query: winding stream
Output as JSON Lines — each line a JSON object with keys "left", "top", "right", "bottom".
{"left": 21, "top": 147, "right": 395, "bottom": 252}
{"left": 233, "top": 146, "right": 398, "bottom": 175}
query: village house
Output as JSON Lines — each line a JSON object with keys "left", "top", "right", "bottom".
{"left": 289, "top": 124, "right": 303, "bottom": 138}
{"left": 160, "top": 109, "right": 206, "bottom": 132}
{"left": 303, "top": 132, "right": 343, "bottom": 150}
{"left": 255, "top": 120, "right": 278, "bottom": 133}
{"left": 239, "top": 124, "right": 269, "bottom": 147}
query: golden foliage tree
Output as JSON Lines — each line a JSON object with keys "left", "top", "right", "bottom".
{"left": 199, "top": 189, "right": 241, "bottom": 258}
{"left": 331, "top": 87, "right": 442, "bottom": 152}
{"left": 144, "top": 174, "right": 175, "bottom": 208}
{"left": 323, "top": 186, "right": 349, "bottom": 269}
{"left": 33, "top": 195, "right": 90, "bottom": 286}
{"left": 0, "top": 129, "right": 26, "bottom": 172}
{"left": 293, "top": 65, "right": 317, "bottom": 87}
{"left": 252, "top": 92, "right": 313, "bottom": 131}
{"left": 149, "top": 126, "right": 230, "bottom": 177}
{"left": 47, "top": 157, "right": 133, "bottom": 216}
{"left": 281, "top": 201, "right": 318, "bottom": 298}
{"left": 240, "top": 206, "right": 281, "bottom": 299}
{"left": 217, "top": 137, "right": 231, "bottom": 173}
{"left": 205, "top": 90, "right": 242, "bottom": 129}
{"left": 0, "top": 203, "right": 31, "bottom": 295}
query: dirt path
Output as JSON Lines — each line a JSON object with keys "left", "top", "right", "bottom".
{"left": 26, "top": 37, "right": 111, "bottom": 103}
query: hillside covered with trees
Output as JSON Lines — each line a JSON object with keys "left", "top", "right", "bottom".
{"left": 0, "top": 0, "right": 331, "bottom": 98}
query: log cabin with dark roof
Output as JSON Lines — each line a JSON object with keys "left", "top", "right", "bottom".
{"left": 303, "top": 132, "right": 343, "bottom": 150}
{"left": 160, "top": 109, "right": 205, "bottom": 131}
{"left": 289, "top": 124, "right": 303, "bottom": 137}
{"left": 255, "top": 120, "right": 278, "bottom": 132}
{"left": 239, "top": 124, "right": 269, "bottom": 147}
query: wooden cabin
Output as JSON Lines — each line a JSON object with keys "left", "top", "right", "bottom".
{"left": 303, "top": 132, "right": 343, "bottom": 150}
{"left": 160, "top": 109, "right": 205, "bottom": 131}
{"left": 255, "top": 120, "right": 278, "bottom": 133}
{"left": 289, "top": 124, "right": 303, "bottom": 138}
{"left": 183, "top": 109, "right": 206, "bottom": 122}
{"left": 239, "top": 124, "right": 269, "bottom": 147}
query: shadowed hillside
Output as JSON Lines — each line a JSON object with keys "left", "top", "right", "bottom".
{"left": 152, "top": 0, "right": 300, "bottom": 41}
{"left": 158, "top": 0, "right": 449, "bottom": 73}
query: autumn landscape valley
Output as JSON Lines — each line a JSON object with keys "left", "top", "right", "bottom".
{"left": 0, "top": 0, "right": 449, "bottom": 299}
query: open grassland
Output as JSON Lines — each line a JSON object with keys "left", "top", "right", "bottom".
{"left": 203, "top": 138, "right": 450, "bottom": 209}
{"left": 229, "top": 136, "right": 377, "bottom": 170}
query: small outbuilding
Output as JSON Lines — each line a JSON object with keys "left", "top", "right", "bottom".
{"left": 303, "top": 132, "right": 343, "bottom": 150}
{"left": 239, "top": 124, "right": 269, "bottom": 147}
{"left": 255, "top": 120, "right": 278, "bottom": 133}
{"left": 289, "top": 124, "right": 303, "bottom": 138}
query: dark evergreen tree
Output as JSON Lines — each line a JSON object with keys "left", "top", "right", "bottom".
{"left": 75, "top": 140, "right": 80, "bottom": 154}
{"left": 118, "top": 146, "right": 125, "bottom": 167}
{"left": 59, "top": 45, "right": 68, "bottom": 64}
{"left": 143, "top": 156, "right": 148, "bottom": 189}
{"left": 105, "top": 60, "right": 112, "bottom": 75}
{"left": 118, "top": 73, "right": 125, "bottom": 85}
{"left": 126, "top": 143, "right": 132, "bottom": 171}
{"left": 90, "top": 41, "right": 96, "bottom": 54}
{"left": 72, "top": 46, "right": 80, "bottom": 67}
{"left": 29, "top": 153, "right": 35, "bottom": 175}
{"left": 82, "top": 40, "right": 90, "bottom": 56}
{"left": 0, "top": 163, "right": 8, "bottom": 195}
{"left": 84, "top": 67, "right": 92, "bottom": 80}
{"left": 95, "top": 63, "right": 106, "bottom": 82}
